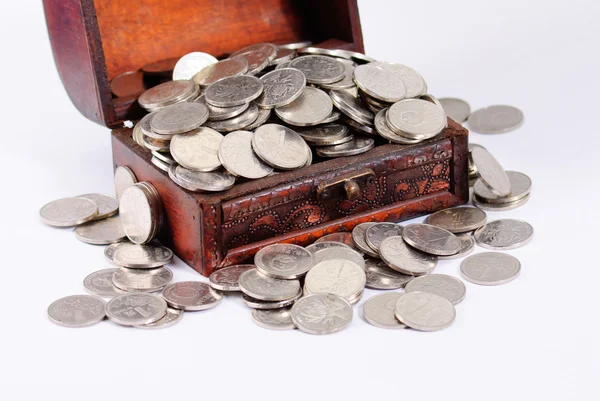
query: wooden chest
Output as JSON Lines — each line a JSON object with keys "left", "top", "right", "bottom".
{"left": 43, "top": 0, "right": 469, "bottom": 276}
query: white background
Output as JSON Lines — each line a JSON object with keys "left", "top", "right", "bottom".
{"left": 1, "top": 0, "right": 598, "bottom": 399}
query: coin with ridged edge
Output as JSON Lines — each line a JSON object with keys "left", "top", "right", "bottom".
{"left": 291, "top": 294, "right": 353, "bottom": 335}
{"left": 106, "top": 293, "right": 167, "bottom": 326}
{"left": 474, "top": 219, "right": 533, "bottom": 250}
{"left": 461, "top": 252, "right": 521, "bottom": 285}
{"left": 40, "top": 197, "right": 98, "bottom": 227}
{"left": 394, "top": 291, "right": 455, "bottom": 331}
{"left": 252, "top": 307, "right": 295, "bottom": 330}
{"left": 47, "top": 295, "right": 106, "bottom": 328}
{"left": 426, "top": 206, "right": 487, "bottom": 233}
{"left": 209, "top": 265, "right": 255, "bottom": 291}
{"left": 379, "top": 236, "right": 437, "bottom": 276}
{"left": 255, "top": 244, "right": 314, "bottom": 279}
{"left": 162, "top": 281, "right": 223, "bottom": 311}
{"left": 402, "top": 224, "right": 461, "bottom": 256}
{"left": 404, "top": 274, "right": 466, "bottom": 305}
{"left": 238, "top": 269, "right": 301, "bottom": 301}
{"left": 363, "top": 292, "right": 406, "bottom": 329}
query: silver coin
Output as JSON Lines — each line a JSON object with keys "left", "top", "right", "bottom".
{"left": 114, "top": 166, "right": 137, "bottom": 200}
{"left": 208, "top": 264, "right": 255, "bottom": 291}
{"left": 138, "top": 80, "right": 199, "bottom": 110}
{"left": 132, "top": 121, "right": 146, "bottom": 147}
{"left": 205, "top": 104, "right": 260, "bottom": 133}
{"left": 291, "top": 294, "right": 352, "bottom": 335}
{"left": 320, "top": 62, "right": 356, "bottom": 90}
{"left": 104, "top": 242, "right": 121, "bottom": 265}
{"left": 238, "top": 269, "right": 301, "bottom": 301}
{"left": 40, "top": 197, "right": 98, "bottom": 227}
{"left": 231, "top": 43, "right": 277, "bottom": 62}
{"left": 83, "top": 268, "right": 125, "bottom": 298}
{"left": 438, "top": 234, "right": 475, "bottom": 260}
{"left": 365, "top": 258, "right": 413, "bottom": 290}
{"left": 151, "top": 150, "right": 175, "bottom": 165}
{"left": 255, "top": 244, "right": 314, "bottom": 279}
{"left": 342, "top": 116, "right": 376, "bottom": 136}
{"left": 142, "top": 135, "right": 170, "bottom": 152}
{"left": 274, "top": 86, "right": 333, "bottom": 126}
{"left": 304, "top": 259, "right": 366, "bottom": 301}
{"left": 320, "top": 110, "right": 342, "bottom": 124}
{"left": 78, "top": 193, "right": 119, "bottom": 220}
{"left": 279, "top": 41, "right": 313, "bottom": 50}
{"left": 461, "top": 252, "right": 521, "bottom": 285}
{"left": 329, "top": 89, "right": 374, "bottom": 125}
{"left": 218, "top": 130, "right": 273, "bottom": 179}
{"left": 150, "top": 102, "right": 209, "bottom": 135}
{"left": 298, "top": 123, "right": 348, "bottom": 144}
{"left": 474, "top": 171, "right": 532, "bottom": 204}
{"left": 473, "top": 194, "right": 530, "bottom": 211}
{"left": 379, "top": 236, "right": 438, "bottom": 276}
{"left": 405, "top": 274, "right": 466, "bottom": 305}
{"left": 119, "top": 184, "right": 161, "bottom": 244}
{"left": 140, "top": 112, "right": 173, "bottom": 140}
{"left": 192, "top": 57, "right": 248, "bottom": 87}
{"left": 468, "top": 105, "right": 524, "bottom": 134}
{"left": 111, "top": 242, "right": 173, "bottom": 268}
{"left": 316, "top": 137, "right": 374, "bottom": 158}
{"left": 169, "top": 127, "right": 223, "bottom": 172}
{"left": 243, "top": 108, "right": 272, "bottom": 131}
{"left": 74, "top": 216, "right": 126, "bottom": 245}
{"left": 169, "top": 164, "right": 235, "bottom": 192}
{"left": 369, "top": 62, "right": 427, "bottom": 98}
{"left": 112, "top": 266, "right": 173, "bottom": 292}
{"left": 162, "top": 281, "right": 223, "bottom": 311}
{"left": 363, "top": 292, "right": 406, "bottom": 329}
{"left": 395, "top": 291, "right": 455, "bottom": 331}
{"left": 270, "top": 48, "right": 296, "bottom": 66}
{"left": 439, "top": 98, "right": 471, "bottom": 123}
{"left": 296, "top": 47, "right": 351, "bottom": 58}
{"left": 255, "top": 68, "right": 306, "bottom": 109}
{"left": 207, "top": 102, "right": 250, "bottom": 121}
{"left": 252, "top": 124, "right": 309, "bottom": 169}
{"left": 242, "top": 291, "right": 301, "bottom": 309}
{"left": 106, "top": 293, "right": 167, "bottom": 326}
{"left": 352, "top": 222, "right": 380, "bottom": 257}
{"left": 426, "top": 206, "right": 487, "bottom": 233}
{"left": 275, "top": 60, "right": 293, "bottom": 70}
{"left": 419, "top": 94, "right": 443, "bottom": 109}
{"left": 474, "top": 219, "right": 533, "bottom": 250}
{"left": 353, "top": 64, "right": 406, "bottom": 103}
{"left": 205, "top": 75, "right": 263, "bottom": 107}
{"left": 252, "top": 307, "right": 295, "bottom": 330}
{"left": 47, "top": 295, "right": 106, "bottom": 328}
{"left": 314, "top": 232, "right": 357, "bottom": 251}
{"left": 136, "top": 307, "right": 183, "bottom": 330}
{"left": 151, "top": 156, "right": 171, "bottom": 172}
{"left": 313, "top": 248, "right": 365, "bottom": 270}
{"left": 231, "top": 50, "right": 271, "bottom": 75}
{"left": 387, "top": 99, "right": 447, "bottom": 140}
{"left": 173, "top": 52, "right": 218, "bottom": 81}
{"left": 374, "top": 109, "right": 421, "bottom": 144}
{"left": 469, "top": 146, "right": 511, "bottom": 197}
{"left": 290, "top": 55, "right": 345, "bottom": 84}
{"left": 305, "top": 241, "right": 351, "bottom": 255}
{"left": 402, "top": 223, "right": 462, "bottom": 256}
{"left": 365, "top": 223, "right": 404, "bottom": 253}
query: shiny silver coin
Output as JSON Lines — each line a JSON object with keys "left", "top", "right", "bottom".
{"left": 352, "top": 222, "right": 380, "bottom": 257}
{"left": 132, "top": 121, "right": 146, "bottom": 147}
{"left": 106, "top": 293, "right": 167, "bottom": 326}
{"left": 151, "top": 155, "right": 171, "bottom": 172}
{"left": 136, "top": 307, "right": 183, "bottom": 330}
{"left": 474, "top": 219, "right": 533, "bottom": 250}
{"left": 150, "top": 102, "right": 209, "bottom": 135}
{"left": 114, "top": 166, "right": 137, "bottom": 200}
{"left": 112, "top": 266, "right": 173, "bottom": 292}
{"left": 296, "top": 47, "right": 352, "bottom": 58}
{"left": 238, "top": 269, "right": 301, "bottom": 301}
{"left": 140, "top": 112, "right": 172, "bottom": 140}
{"left": 365, "top": 258, "right": 413, "bottom": 290}
{"left": 192, "top": 57, "right": 248, "bottom": 87}
{"left": 270, "top": 48, "right": 296, "bottom": 66}
{"left": 403, "top": 223, "right": 461, "bottom": 256}
{"left": 218, "top": 130, "right": 273, "bottom": 179}
{"left": 342, "top": 117, "right": 376, "bottom": 136}
{"left": 207, "top": 102, "right": 250, "bottom": 121}
{"left": 395, "top": 291, "right": 455, "bottom": 331}
{"left": 74, "top": 216, "right": 126, "bottom": 245}
{"left": 319, "top": 110, "right": 342, "bottom": 124}
{"left": 255, "top": 68, "right": 306, "bottom": 109}
{"left": 78, "top": 193, "right": 119, "bottom": 221}
{"left": 83, "top": 268, "right": 125, "bottom": 298}
{"left": 305, "top": 241, "right": 351, "bottom": 255}
{"left": 162, "top": 281, "right": 223, "bottom": 311}
{"left": 255, "top": 244, "right": 314, "bottom": 279}
{"left": 419, "top": 94, "right": 443, "bottom": 108}
{"left": 473, "top": 193, "right": 530, "bottom": 211}
{"left": 298, "top": 123, "right": 349, "bottom": 145}
{"left": 151, "top": 150, "right": 175, "bottom": 165}
{"left": 252, "top": 307, "right": 295, "bottom": 330}
{"left": 119, "top": 183, "right": 162, "bottom": 244}
{"left": 274, "top": 86, "right": 333, "bottom": 126}
{"left": 205, "top": 104, "right": 260, "bottom": 133}
{"left": 169, "top": 164, "right": 235, "bottom": 192}
{"left": 387, "top": 99, "right": 447, "bottom": 140}
{"left": 47, "top": 295, "right": 106, "bottom": 328}
{"left": 173, "top": 52, "right": 218, "bottom": 81}
{"left": 291, "top": 294, "right": 353, "bottom": 335}
{"left": 474, "top": 171, "right": 532, "bottom": 204}
{"left": 438, "top": 234, "right": 475, "bottom": 260}
{"left": 369, "top": 62, "right": 427, "bottom": 98}
{"left": 461, "top": 252, "right": 521, "bottom": 285}
{"left": 205, "top": 75, "right": 263, "bottom": 107}
{"left": 468, "top": 105, "right": 524, "bottom": 134}
{"left": 468, "top": 143, "right": 485, "bottom": 175}
{"left": 40, "top": 197, "right": 98, "bottom": 227}
{"left": 138, "top": 80, "right": 199, "bottom": 110}
{"left": 289, "top": 55, "right": 345, "bottom": 84}
{"left": 275, "top": 60, "right": 292, "bottom": 70}
{"left": 353, "top": 64, "right": 406, "bottom": 103}
{"left": 363, "top": 292, "right": 406, "bottom": 329}
{"left": 279, "top": 41, "right": 313, "bottom": 50}
{"left": 374, "top": 109, "right": 421, "bottom": 144}
{"left": 329, "top": 89, "right": 374, "bottom": 125}
{"left": 231, "top": 50, "right": 271, "bottom": 75}
{"left": 104, "top": 242, "right": 121, "bottom": 266}
{"left": 243, "top": 108, "right": 272, "bottom": 131}
{"left": 316, "top": 136, "right": 374, "bottom": 157}
{"left": 304, "top": 259, "right": 366, "bottom": 301}
{"left": 231, "top": 43, "right": 277, "bottom": 62}
{"left": 314, "top": 232, "right": 358, "bottom": 251}
{"left": 111, "top": 242, "right": 173, "bottom": 269}
{"left": 252, "top": 124, "right": 309, "bottom": 169}
{"left": 439, "top": 97, "right": 471, "bottom": 123}
{"left": 242, "top": 290, "right": 301, "bottom": 309}
{"left": 365, "top": 222, "right": 404, "bottom": 253}
{"left": 320, "top": 62, "right": 356, "bottom": 90}
{"left": 142, "top": 135, "right": 170, "bottom": 152}
{"left": 209, "top": 264, "right": 255, "bottom": 291}
{"left": 469, "top": 146, "right": 511, "bottom": 197}
{"left": 405, "top": 274, "right": 466, "bottom": 305}
{"left": 313, "top": 248, "right": 365, "bottom": 270}
{"left": 426, "top": 206, "right": 487, "bottom": 233}
{"left": 379, "top": 236, "right": 437, "bottom": 276}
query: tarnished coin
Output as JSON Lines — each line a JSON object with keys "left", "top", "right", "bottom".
{"left": 352, "top": 222, "right": 380, "bottom": 257}
{"left": 316, "top": 137, "right": 374, "bottom": 157}
{"left": 231, "top": 43, "right": 277, "bottom": 62}
{"left": 192, "top": 57, "right": 248, "bottom": 87}
{"left": 329, "top": 89, "right": 374, "bottom": 125}
{"left": 232, "top": 50, "right": 270, "bottom": 75}
{"left": 353, "top": 64, "right": 406, "bottom": 103}
{"left": 255, "top": 244, "right": 314, "bottom": 279}
{"left": 162, "top": 281, "right": 223, "bottom": 311}
{"left": 138, "top": 80, "right": 199, "bottom": 110}
{"left": 243, "top": 108, "right": 272, "bottom": 131}
{"left": 405, "top": 274, "right": 466, "bottom": 305}
{"left": 119, "top": 184, "right": 162, "bottom": 244}
{"left": 395, "top": 291, "right": 455, "bottom": 331}
{"left": 313, "top": 248, "right": 365, "bottom": 270}
{"left": 136, "top": 307, "right": 183, "bottom": 330}
{"left": 252, "top": 307, "right": 295, "bottom": 330}
{"left": 173, "top": 52, "right": 218, "bottom": 81}
{"left": 387, "top": 99, "right": 447, "bottom": 140}
{"left": 205, "top": 104, "right": 259, "bottom": 133}
{"left": 298, "top": 124, "right": 349, "bottom": 145}
{"left": 306, "top": 241, "right": 351, "bottom": 255}
{"left": 291, "top": 294, "right": 352, "bottom": 335}
{"left": 110, "top": 70, "right": 146, "bottom": 98}
{"left": 141, "top": 57, "right": 178, "bottom": 77}
{"left": 40, "top": 197, "right": 98, "bottom": 227}
{"left": 365, "top": 258, "right": 413, "bottom": 290}
{"left": 255, "top": 68, "right": 306, "bottom": 109}
{"left": 379, "top": 236, "right": 438, "bottom": 276}
{"left": 111, "top": 242, "right": 173, "bottom": 268}
{"left": 374, "top": 109, "right": 421, "bottom": 144}
{"left": 304, "top": 259, "right": 366, "bottom": 301}
{"left": 439, "top": 98, "right": 471, "bottom": 123}
{"left": 114, "top": 166, "right": 137, "bottom": 200}
{"left": 402, "top": 224, "right": 461, "bottom": 256}
{"left": 363, "top": 292, "right": 406, "bottom": 329}
{"left": 47, "top": 295, "right": 106, "bottom": 328}
{"left": 83, "top": 268, "right": 124, "bottom": 298}
{"left": 473, "top": 194, "right": 531, "bottom": 211}
{"left": 461, "top": 252, "right": 521, "bottom": 285}
{"left": 252, "top": 124, "right": 309, "bottom": 169}
{"left": 469, "top": 146, "right": 511, "bottom": 197}
{"left": 275, "top": 86, "right": 333, "bottom": 126}
{"left": 242, "top": 291, "right": 301, "bottom": 309}
{"left": 369, "top": 62, "right": 427, "bottom": 98}
{"left": 218, "top": 130, "right": 273, "bottom": 179}
{"left": 468, "top": 105, "right": 524, "bottom": 134}
{"left": 365, "top": 223, "right": 404, "bottom": 253}
{"left": 106, "top": 293, "right": 167, "bottom": 326}
{"left": 320, "top": 62, "right": 356, "bottom": 90}
{"left": 205, "top": 75, "right": 263, "bottom": 107}
{"left": 78, "top": 193, "right": 119, "bottom": 221}
{"left": 112, "top": 266, "right": 173, "bottom": 292}
{"left": 290, "top": 55, "right": 345, "bottom": 84}
{"left": 74, "top": 216, "right": 126, "bottom": 245}
{"left": 238, "top": 269, "right": 301, "bottom": 301}
{"left": 438, "top": 234, "right": 475, "bottom": 260}
{"left": 169, "top": 164, "right": 235, "bottom": 192}
{"left": 474, "top": 219, "right": 533, "bottom": 250}
{"left": 150, "top": 102, "right": 209, "bottom": 135}
{"left": 426, "top": 206, "right": 487, "bottom": 233}
{"left": 474, "top": 171, "right": 532, "bottom": 204}
{"left": 170, "top": 127, "right": 223, "bottom": 172}
{"left": 209, "top": 265, "right": 255, "bottom": 291}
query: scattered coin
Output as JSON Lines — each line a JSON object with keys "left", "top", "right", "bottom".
{"left": 365, "top": 258, "right": 413, "bottom": 290}
{"left": 469, "top": 146, "right": 512, "bottom": 197}
{"left": 252, "top": 124, "right": 309, "bottom": 169}
{"left": 426, "top": 206, "right": 487, "bottom": 233}
{"left": 291, "top": 294, "right": 353, "bottom": 335}
{"left": 252, "top": 307, "right": 296, "bottom": 330}
{"left": 74, "top": 216, "right": 126, "bottom": 245}
{"left": 379, "top": 236, "right": 438, "bottom": 276}
{"left": 394, "top": 291, "right": 455, "bottom": 331}
{"left": 474, "top": 171, "right": 532, "bottom": 204}
{"left": 468, "top": 105, "right": 524, "bottom": 134}
{"left": 461, "top": 252, "right": 521, "bottom": 285}
{"left": 111, "top": 242, "right": 173, "bottom": 268}
{"left": 238, "top": 269, "right": 301, "bottom": 301}
{"left": 365, "top": 222, "right": 404, "bottom": 253}
{"left": 47, "top": 295, "right": 106, "bottom": 328}
{"left": 352, "top": 222, "right": 380, "bottom": 257}
{"left": 304, "top": 259, "right": 366, "bottom": 301}
{"left": 162, "top": 281, "right": 223, "bottom": 311}
{"left": 242, "top": 291, "right": 301, "bottom": 309}
{"left": 83, "top": 268, "right": 124, "bottom": 298}
{"left": 313, "top": 247, "right": 366, "bottom": 270}
{"left": 254, "top": 244, "right": 314, "bottom": 279}
{"left": 305, "top": 241, "right": 351, "bottom": 255}
{"left": 150, "top": 102, "right": 209, "bottom": 135}
{"left": 40, "top": 197, "right": 98, "bottom": 227}
{"left": 363, "top": 292, "right": 406, "bottom": 329}
{"left": 218, "top": 130, "right": 273, "bottom": 179}
{"left": 275, "top": 86, "right": 333, "bottom": 126}
{"left": 316, "top": 137, "right": 374, "bottom": 157}
{"left": 208, "top": 265, "right": 255, "bottom": 291}
{"left": 402, "top": 224, "right": 461, "bottom": 256}
{"left": 205, "top": 75, "right": 263, "bottom": 107}
{"left": 255, "top": 68, "right": 306, "bottom": 109}
{"left": 112, "top": 266, "right": 173, "bottom": 292}
{"left": 173, "top": 52, "right": 218, "bottom": 81}
{"left": 192, "top": 57, "right": 249, "bottom": 87}
{"left": 290, "top": 55, "right": 345, "bottom": 84}
{"left": 136, "top": 307, "right": 183, "bottom": 330}
{"left": 439, "top": 97, "right": 471, "bottom": 123}
{"left": 169, "top": 127, "right": 223, "bottom": 172}
{"left": 78, "top": 193, "right": 119, "bottom": 221}
{"left": 474, "top": 219, "right": 533, "bottom": 250}
{"left": 106, "top": 293, "right": 167, "bottom": 326}
{"left": 438, "top": 234, "right": 475, "bottom": 260}
{"left": 386, "top": 99, "right": 446, "bottom": 140}
{"left": 404, "top": 274, "right": 466, "bottom": 305}
{"left": 114, "top": 166, "right": 137, "bottom": 200}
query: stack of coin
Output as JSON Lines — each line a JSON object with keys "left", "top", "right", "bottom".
{"left": 119, "top": 182, "right": 163, "bottom": 244}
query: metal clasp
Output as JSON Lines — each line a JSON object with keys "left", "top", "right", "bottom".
{"left": 316, "top": 168, "right": 376, "bottom": 201}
